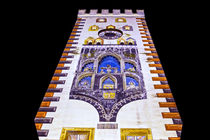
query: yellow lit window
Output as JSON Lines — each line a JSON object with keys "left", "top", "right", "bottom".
{"left": 96, "top": 18, "right": 107, "bottom": 23}
{"left": 94, "top": 38, "right": 104, "bottom": 45}
{"left": 106, "top": 25, "right": 115, "bottom": 29}
{"left": 60, "top": 127, "right": 95, "bottom": 140}
{"left": 88, "top": 25, "right": 99, "bottom": 31}
{"left": 121, "top": 128, "right": 153, "bottom": 140}
{"left": 116, "top": 18, "right": 126, "bottom": 23}
{"left": 84, "top": 37, "right": 95, "bottom": 45}
{"left": 103, "top": 84, "right": 114, "bottom": 89}
{"left": 125, "top": 26, "right": 130, "bottom": 30}
{"left": 117, "top": 38, "right": 126, "bottom": 45}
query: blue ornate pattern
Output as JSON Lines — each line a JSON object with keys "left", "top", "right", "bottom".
{"left": 102, "top": 77, "right": 115, "bottom": 89}
{"left": 82, "top": 62, "right": 94, "bottom": 72}
{"left": 126, "top": 76, "right": 139, "bottom": 88}
{"left": 98, "top": 56, "right": 120, "bottom": 73}
{"left": 78, "top": 76, "right": 92, "bottom": 89}
{"left": 70, "top": 47, "right": 147, "bottom": 122}
{"left": 125, "top": 62, "right": 136, "bottom": 72}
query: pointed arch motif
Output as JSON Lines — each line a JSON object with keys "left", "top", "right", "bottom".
{"left": 76, "top": 73, "right": 93, "bottom": 89}
{"left": 84, "top": 37, "right": 95, "bottom": 45}
{"left": 125, "top": 62, "right": 136, "bottom": 72}
{"left": 99, "top": 74, "right": 117, "bottom": 89}
{"left": 126, "top": 37, "right": 136, "bottom": 45}
{"left": 95, "top": 37, "right": 104, "bottom": 45}
{"left": 88, "top": 25, "right": 99, "bottom": 31}
{"left": 106, "top": 25, "right": 116, "bottom": 29}
{"left": 82, "top": 62, "right": 94, "bottom": 72}
{"left": 98, "top": 55, "right": 121, "bottom": 73}
{"left": 117, "top": 37, "right": 126, "bottom": 45}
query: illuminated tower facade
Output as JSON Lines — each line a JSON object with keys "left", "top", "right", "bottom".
{"left": 34, "top": 9, "right": 182, "bottom": 140}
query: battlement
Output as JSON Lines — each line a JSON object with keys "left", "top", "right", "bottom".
{"left": 35, "top": 9, "right": 182, "bottom": 140}
{"left": 78, "top": 9, "right": 145, "bottom": 17}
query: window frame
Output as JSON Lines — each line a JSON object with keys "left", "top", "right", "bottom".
{"left": 120, "top": 128, "right": 153, "bottom": 140}
{"left": 60, "top": 127, "right": 95, "bottom": 140}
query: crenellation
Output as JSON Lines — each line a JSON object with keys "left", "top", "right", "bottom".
{"left": 113, "top": 9, "right": 121, "bottom": 15}
{"left": 78, "top": 9, "right": 86, "bottom": 15}
{"left": 77, "top": 9, "right": 145, "bottom": 17}
{"left": 90, "top": 9, "right": 98, "bottom": 15}
{"left": 101, "top": 9, "right": 109, "bottom": 15}
{"left": 35, "top": 9, "right": 182, "bottom": 140}
{"left": 124, "top": 9, "right": 133, "bottom": 15}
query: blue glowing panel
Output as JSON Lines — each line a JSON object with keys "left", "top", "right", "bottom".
{"left": 102, "top": 77, "right": 115, "bottom": 89}
{"left": 78, "top": 76, "right": 92, "bottom": 89}
{"left": 125, "top": 62, "right": 136, "bottom": 72}
{"left": 98, "top": 56, "right": 120, "bottom": 73}
{"left": 126, "top": 76, "right": 139, "bottom": 87}
{"left": 82, "top": 62, "right": 94, "bottom": 72}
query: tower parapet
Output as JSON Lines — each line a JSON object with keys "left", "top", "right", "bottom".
{"left": 78, "top": 9, "right": 145, "bottom": 17}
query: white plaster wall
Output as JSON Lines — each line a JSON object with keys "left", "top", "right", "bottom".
{"left": 39, "top": 15, "right": 177, "bottom": 140}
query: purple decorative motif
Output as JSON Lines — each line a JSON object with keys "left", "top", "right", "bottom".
{"left": 69, "top": 46, "right": 147, "bottom": 122}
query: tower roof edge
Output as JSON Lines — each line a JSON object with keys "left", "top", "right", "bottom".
{"left": 78, "top": 9, "right": 145, "bottom": 17}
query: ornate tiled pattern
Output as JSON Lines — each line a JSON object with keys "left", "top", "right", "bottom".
{"left": 70, "top": 46, "right": 147, "bottom": 122}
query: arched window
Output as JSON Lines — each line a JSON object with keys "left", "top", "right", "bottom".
{"left": 125, "top": 62, "right": 136, "bottom": 72}
{"left": 102, "top": 77, "right": 115, "bottom": 89}
{"left": 94, "top": 38, "right": 104, "bottom": 45}
{"left": 126, "top": 76, "right": 139, "bottom": 89}
{"left": 78, "top": 76, "right": 92, "bottom": 89}
{"left": 84, "top": 37, "right": 95, "bottom": 45}
{"left": 117, "top": 38, "right": 126, "bottom": 45}
{"left": 88, "top": 25, "right": 99, "bottom": 31}
{"left": 98, "top": 55, "right": 121, "bottom": 73}
{"left": 126, "top": 37, "right": 136, "bottom": 45}
{"left": 82, "top": 62, "right": 94, "bottom": 72}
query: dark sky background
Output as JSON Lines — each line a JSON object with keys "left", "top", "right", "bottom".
{"left": 30, "top": 5, "right": 196, "bottom": 140}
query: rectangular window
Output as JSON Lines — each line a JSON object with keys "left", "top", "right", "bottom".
{"left": 60, "top": 128, "right": 95, "bottom": 140}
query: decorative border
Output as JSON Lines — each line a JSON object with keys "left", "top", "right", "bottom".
{"left": 70, "top": 91, "right": 146, "bottom": 122}
{"left": 34, "top": 17, "right": 86, "bottom": 137}
{"left": 136, "top": 17, "right": 182, "bottom": 140}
